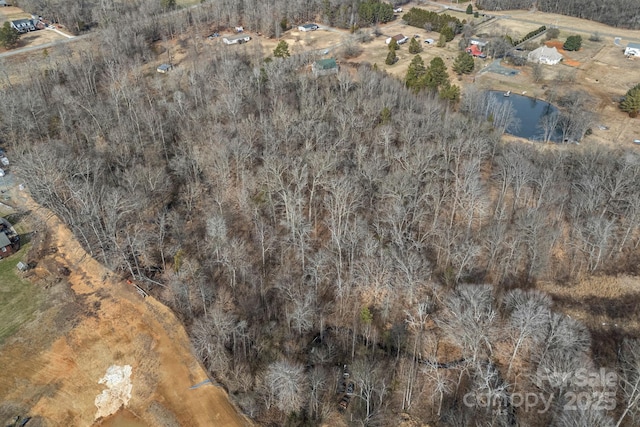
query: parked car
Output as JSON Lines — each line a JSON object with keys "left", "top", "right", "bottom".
{"left": 0, "top": 169, "right": 5, "bottom": 177}
{"left": 338, "top": 395, "right": 350, "bottom": 411}
{"left": 337, "top": 381, "right": 346, "bottom": 394}
{"left": 0, "top": 156, "right": 8, "bottom": 166}
{"left": 346, "top": 382, "right": 355, "bottom": 395}
{"left": 393, "top": 7, "right": 403, "bottom": 13}
{"left": 634, "top": 139, "right": 640, "bottom": 145}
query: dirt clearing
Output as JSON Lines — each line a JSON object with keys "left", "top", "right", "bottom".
{"left": 0, "top": 189, "right": 249, "bottom": 427}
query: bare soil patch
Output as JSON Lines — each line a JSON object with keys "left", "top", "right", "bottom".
{"left": 0, "top": 189, "right": 249, "bottom": 427}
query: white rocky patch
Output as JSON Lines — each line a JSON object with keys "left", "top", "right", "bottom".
{"left": 94, "top": 365, "right": 133, "bottom": 419}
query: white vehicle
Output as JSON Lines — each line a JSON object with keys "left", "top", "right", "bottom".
{"left": 0, "top": 169, "right": 5, "bottom": 177}
{"left": 393, "top": 7, "right": 402, "bottom": 13}
{"left": 223, "top": 34, "right": 251, "bottom": 45}
{"left": 0, "top": 157, "right": 8, "bottom": 166}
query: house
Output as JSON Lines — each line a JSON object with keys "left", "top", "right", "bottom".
{"left": 528, "top": 45, "right": 563, "bottom": 65}
{"left": 298, "top": 24, "right": 318, "bottom": 32}
{"left": 470, "top": 38, "right": 488, "bottom": 48}
{"left": 385, "top": 34, "right": 408, "bottom": 45}
{"left": 223, "top": 34, "right": 251, "bottom": 45}
{"left": 0, "top": 231, "right": 14, "bottom": 259}
{"left": 312, "top": 58, "right": 339, "bottom": 77}
{"left": 157, "top": 64, "right": 172, "bottom": 73}
{"left": 466, "top": 44, "right": 486, "bottom": 58}
{"left": 10, "top": 18, "right": 36, "bottom": 33}
{"left": 624, "top": 42, "right": 640, "bottom": 57}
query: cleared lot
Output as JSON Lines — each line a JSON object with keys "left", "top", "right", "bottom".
{"left": 0, "top": 6, "right": 71, "bottom": 53}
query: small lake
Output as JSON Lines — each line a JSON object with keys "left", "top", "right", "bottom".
{"left": 487, "top": 91, "right": 562, "bottom": 142}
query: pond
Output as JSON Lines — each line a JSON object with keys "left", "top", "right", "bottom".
{"left": 487, "top": 91, "right": 563, "bottom": 142}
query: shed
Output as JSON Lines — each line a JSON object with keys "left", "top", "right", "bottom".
{"left": 470, "top": 38, "right": 488, "bottom": 47}
{"left": 156, "top": 64, "right": 173, "bottom": 73}
{"left": 385, "top": 34, "right": 408, "bottom": 45}
{"left": 0, "top": 231, "right": 14, "bottom": 258}
{"left": 312, "top": 58, "right": 339, "bottom": 77}
{"left": 223, "top": 34, "right": 251, "bottom": 45}
{"left": 17, "top": 261, "right": 29, "bottom": 271}
{"left": 528, "top": 46, "right": 563, "bottom": 65}
{"left": 624, "top": 42, "right": 640, "bottom": 57}
{"left": 298, "top": 24, "right": 318, "bottom": 32}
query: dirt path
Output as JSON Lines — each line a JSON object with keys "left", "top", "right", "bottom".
{"left": 0, "top": 189, "right": 250, "bottom": 427}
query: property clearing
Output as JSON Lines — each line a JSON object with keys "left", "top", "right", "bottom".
{"left": 0, "top": 6, "right": 72, "bottom": 53}
{"left": 0, "top": 188, "right": 249, "bottom": 427}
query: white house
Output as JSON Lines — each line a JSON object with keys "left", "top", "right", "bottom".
{"left": 298, "top": 24, "right": 318, "bottom": 32}
{"left": 223, "top": 34, "right": 251, "bottom": 45}
{"left": 10, "top": 18, "right": 36, "bottom": 33}
{"left": 624, "top": 42, "right": 640, "bottom": 57}
{"left": 528, "top": 46, "right": 563, "bottom": 65}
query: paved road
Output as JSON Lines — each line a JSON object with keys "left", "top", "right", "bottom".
{"left": 0, "top": 33, "right": 89, "bottom": 59}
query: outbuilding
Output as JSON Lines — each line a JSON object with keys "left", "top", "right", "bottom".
{"left": 385, "top": 34, "right": 408, "bottom": 45}
{"left": 223, "top": 34, "right": 252, "bottom": 45}
{"left": 624, "top": 42, "right": 640, "bottom": 57}
{"left": 312, "top": 58, "right": 339, "bottom": 77}
{"left": 298, "top": 24, "right": 318, "bottom": 32}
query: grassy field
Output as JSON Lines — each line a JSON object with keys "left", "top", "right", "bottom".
{"left": 0, "top": 243, "right": 40, "bottom": 344}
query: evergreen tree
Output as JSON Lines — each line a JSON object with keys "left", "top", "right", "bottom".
{"left": 273, "top": 40, "right": 291, "bottom": 58}
{"left": 0, "top": 22, "right": 19, "bottom": 50}
{"left": 439, "top": 81, "right": 461, "bottom": 102}
{"left": 425, "top": 57, "right": 449, "bottom": 90}
{"left": 452, "top": 51, "right": 475, "bottom": 74}
{"left": 437, "top": 33, "right": 447, "bottom": 47}
{"left": 385, "top": 49, "right": 397, "bottom": 65}
{"left": 466, "top": 4, "right": 473, "bottom": 14}
{"left": 160, "top": 0, "right": 176, "bottom": 10}
{"left": 388, "top": 38, "right": 399, "bottom": 51}
{"left": 563, "top": 35, "right": 582, "bottom": 51}
{"left": 441, "top": 25, "right": 455, "bottom": 42}
{"left": 408, "top": 37, "right": 422, "bottom": 54}
{"left": 620, "top": 83, "right": 640, "bottom": 118}
{"left": 405, "top": 55, "right": 427, "bottom": 92}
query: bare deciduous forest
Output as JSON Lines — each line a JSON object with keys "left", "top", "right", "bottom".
{"left": 476, "top": 0, "right": 640, "bottom": 29}
{"left": 2, "top": 1, "right": 640, "bottom": 426}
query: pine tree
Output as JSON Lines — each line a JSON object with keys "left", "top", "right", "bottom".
{"left": 437, "top": 33, "right": 447, "bottom": 47}
{"left": 425, "top": 57, "right": 449, "bottom": 90}
{"left": 441, "top": 25, "right": 455, "bottom": 42}
{"left": 408, "top": 37, "right": 422, "bottom": 54}
{"left": 439, "top": 81, "right": 461, "bottom": 102}
{"left": 452, "top": 51, "right": 475, "bottom": 74}
{"left": 273, "top": 40, "right": 291, "bottom": 58}
{"left": 385, "top": 49, "right": 397, "bottom": 65}
{"left": 620, "top": 83, "right": 640, "bottom": 118}
{"left": 563, "top": 35, "right": 582, "bottom": 51}
{"left": 405, "top": 55, "right": 427, "bottom": 92}
{"left": 466, "top": 4, "right": 473, "bottom": 14}
{"left": 388, "top": 38, "right": 399, "bottom": 51}
{"left": 0, "top": 22, "right": 20, "bottom": 50}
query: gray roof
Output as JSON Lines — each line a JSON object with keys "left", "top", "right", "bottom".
{"left": 0, "top": 232, "right": 11, "bottom": 248}
{"left": 627, "top": 42, "right": 640, "bottom": 49}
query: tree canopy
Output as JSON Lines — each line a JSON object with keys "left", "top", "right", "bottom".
{"left": 405, "top": 54, "right": 427, "bottom": 92}
{"left": 0, "top": 22, "right": 20, "bottom": 50}
{"left": 273, "top": 40, "right": 290, "bottom": 58}
{"left": 408, "top": 37, "right": 422, "bottom": 54}
{"left": 358, "top": 0, "right": 394, "bottom": 25}
{"left": 620, "top": 83, "right": 640, "bottom": 117}
{"left": 452, "top": 51, "right": 475, "bottom": 74}
{"left": 563, "top": 34, "right": 582, "bottom": 51}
